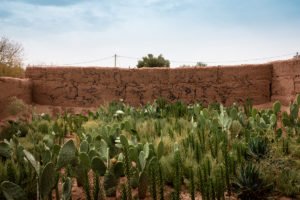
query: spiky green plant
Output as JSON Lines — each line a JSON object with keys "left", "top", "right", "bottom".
{"left": 158, "top": 163, "right": 164, "bottom": 200}
{"left": 233, "top": 163, "right": 271, "bottom": 200}
{"left": 222, "top": 141, "right": 231, "bottom": 197}
{"left": 189, "top": 168, "right": 195, "bottom": 200}
{"left": 248, "top": 137, "right": 269, "bottom": 159}
{"left": 149, "top": 163, "right": 157, "bottom": 200}
{"left": 173, "top": 146, "right": 181, "bottom": 200}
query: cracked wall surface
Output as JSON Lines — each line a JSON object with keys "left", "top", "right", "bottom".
{"left": 25, "top": 63, "right": 272, "bottom": 107}
{"left": 271, "top": 60, "right": 300, "bottom": 105}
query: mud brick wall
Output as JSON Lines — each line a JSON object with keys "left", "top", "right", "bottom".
{"left": 25, "top": 64, "right": 272, "bottom": 107}
{"left": 271, "top": 60, "right": 300, "bottom": 105}
{"left": 0, "top": 77, "right": 32, "bottom": 114}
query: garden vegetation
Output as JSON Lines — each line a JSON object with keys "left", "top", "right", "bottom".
{"left": 0, "top": 97, "right": 300, "bottom": 200}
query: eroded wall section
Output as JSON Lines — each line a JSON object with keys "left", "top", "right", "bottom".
{"left": 25, "top": 64, "right": 272, "bottom": 107}
{"left": 272, "top": 60, "right": 300, "bottom": 105}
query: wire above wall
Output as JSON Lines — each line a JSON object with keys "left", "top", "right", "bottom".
{"left": 59, "top": 52, "right": 297, "bottom": 67}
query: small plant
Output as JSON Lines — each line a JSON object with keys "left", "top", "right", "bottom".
{"left": 6, "top": 97, "right": 27, "bottom": 116}
{"left": 233, "top": 163, "right": 271, "bottom": 200}
{"left": 277, "top": 169, "right": 300, "bottom": 197}
{"left": 248, "top": 137, "right": 269, "bottom": 159}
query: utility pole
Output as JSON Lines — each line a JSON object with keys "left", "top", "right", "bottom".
{"left": 114, "top": 54, "right": 117, "bottom": 67}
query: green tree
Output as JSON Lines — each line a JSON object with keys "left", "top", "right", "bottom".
{"left": 196, "top": 62, "right": 207, "bottom": 67}
{"left": 0, "top": 37, "right": 24, "bottom": 77}
{"left": 137, "top": 54, "right": 170, "bottom": 68}
{"left": 180, "top": 61, "right": 207, "bottom": 68}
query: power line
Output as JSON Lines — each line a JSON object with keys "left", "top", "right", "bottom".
{"left": 169, "top": 52, "right": 295, "bottom": 64}
{"left": 118, "top": 55, "right": 140, "bottom": 60}
{"left": 62, "top": 55, "right": 113, "bottom": 66}
{"left": 60, "top": 52, "right": 296, "bottom": 67}
{"left": 205, "top": 52, "right": 295, "bottom": 64}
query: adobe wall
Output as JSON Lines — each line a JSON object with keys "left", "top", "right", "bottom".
{"left": 271, "top": 60, "right": 300, "bottom": 105}
{"left": 25, "top": 64, "right": 272, "bottom": 107}
{"left": 0, "top": 77, "right": 32, "bottom": 114}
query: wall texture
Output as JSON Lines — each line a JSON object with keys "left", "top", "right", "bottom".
{"left": 25, "top": 63, "right": 272, "bottom": 107}
{"left": 271, "top": 60, "right": 300, "bottom": 105}
{"left": 0, "top": 77, "right": 32, "bottom": 114}
{"left": 1, "top": 59, "right": 298, "bottom": 113}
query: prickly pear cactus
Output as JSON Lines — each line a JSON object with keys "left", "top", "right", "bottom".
{"left": 88, "top": 149, "right": 99, "bottom": 160}
{"left": 91, "top": 157, "right": 106, "bottom": 176}
{"left": 113, "top": 161, "right": 125, "bottom": 178}
{"left": 41, "top": 149, "right": 52, "bottom": 164}
{"left": 120, "top": 135, "right": 129, "bottom": 147}
{"left": 16, "top": 145, "right": 24, "bottom": 164}
{"left": 0, "top": 142, "right": 12, "bottom": 158}
{"left": 80, "top": 140, "right": 89, "bottom": 153}
{"left": 290, "top": 103, "right": 299, "bottom": 121}
{"left": 0, "top": 181, "right": 27, "bottom": 200}
{"left": 273, "top": 101, "right": 281, "bottom": 115}
{"left": 139, "top": 151, "right": 146, "bottom": 171}
{"left": 79, "top": 152, "right": 91, "bottom": 170}
{"left": 129, "top": 147, "right": 138, "bottom": 164}
{"left": 56, "top": 140, "right": 77, "bottom": 169}
{"left": 23, "top": 149, "right": 39, "bottom": 173}
{"left": 40, "top": 162, "right": 56, "bottom": 199}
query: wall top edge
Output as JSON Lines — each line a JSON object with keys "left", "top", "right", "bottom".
{"left": 26, "top": 63, "right": 273, "bottom": 71}
{"left": 0, "top": 77, "right": 31, "bottom": 81}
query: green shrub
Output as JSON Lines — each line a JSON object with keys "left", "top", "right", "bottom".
{"left": 137, "top": 54, "right": 170, "bottom": 68}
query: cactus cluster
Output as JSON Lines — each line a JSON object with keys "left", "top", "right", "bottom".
{"left": 1, "top": 96, "right": 300, "bottom": 199}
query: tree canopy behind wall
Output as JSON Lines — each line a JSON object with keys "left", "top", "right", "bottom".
{"left": 0, "top": 37, "right": 24, "bottom": 77}
{"left": 137, "top": 54, "right": 170, "bottom": 68}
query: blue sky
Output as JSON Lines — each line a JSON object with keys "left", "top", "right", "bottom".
{"left": 1, "top": 0, "right": 300, "bottom": 67}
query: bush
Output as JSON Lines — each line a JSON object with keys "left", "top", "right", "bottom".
{"left": 0, "top": 63, "right": 24, "bottom": 78}
{"left": 6, "top": 97, "right": 27, "bottom": 116}
{"left": 137, "top": 54, "right": 170, "bottom": 68}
